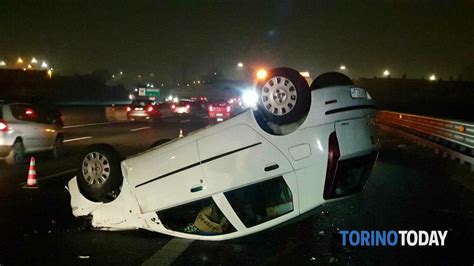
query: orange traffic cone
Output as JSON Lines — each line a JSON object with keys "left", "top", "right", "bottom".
{"left": 179, "top": 129, "right": 184, "bottom": 138}
{"left": 23, "top": 157, "right": 38, "bottom": 189}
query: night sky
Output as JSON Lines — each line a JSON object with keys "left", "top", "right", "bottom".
{"left": 1, "top": 0, "right": 473, "bottom": 82}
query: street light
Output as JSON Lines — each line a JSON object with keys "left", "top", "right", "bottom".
{"left": 17, "top": 57, "right": 23, "bottom": 64}
{"left": 237, "top": 62, "right": 244, "bottom": 68}
{"left": 31, "top": 57, "right": 38, "bottom": 64}
{"left": 0, "top": 61, "right": 5, "bottom": 66}
{"left": 339, "top": 65, "right": 346, "bottom": 71}
{"left": 27, "top": 64, "right": 32, "bottom": 69}
{"left": 47, "top": 69, "right": 53, "bottom": 79}
{"left": 429, "top": 74, "right": 437, "bottom": 81}
{"left": 41, "top": 61, "right": 48, "bottom": 68}
{"left": 383, "top": 70, "right": 390, "bottom": 77}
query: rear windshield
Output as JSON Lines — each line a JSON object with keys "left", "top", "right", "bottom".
{"left": 131, "top": 100, "right": 153, "bottom": 107}
{"left": 176, "top": 101, "right": 194, "bottom": 107}
{"left": 211, "top": 101, "right": 228, "bottom": 106}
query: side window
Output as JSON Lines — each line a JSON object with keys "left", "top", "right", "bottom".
{"left": 157, "top": 197, "right": 236, "bottom": 235}
{"left": 224, "top": 177, "right": 294, "bottom": 228}
{"left": 11, "top": 104, "right": 39, "bottom": 122}
{"left": 10, "top": 104, "right": 49, "bottom": 123}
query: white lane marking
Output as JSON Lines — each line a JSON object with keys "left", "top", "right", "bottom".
{"left": 142, "top": 238, "right": 194, "bottom": 266}
{"left": 19, "top": 168, "right": 77, "bottom": 186}
{"left": 180, "top": 119, "right": 191, "bottom": 123}
{"left": 130, "top": 126, "right": 151, "bottom": 132}
{"left": 63, "top": 121, "right": 129, "bottom": 129}
{"left": 63, "top": 136, "right": 93, "bottom": 143}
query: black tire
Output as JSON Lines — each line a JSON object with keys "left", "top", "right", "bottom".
{"left": 256, "top": 67, "right": 310, "bottom": 125}
{"left": 310, "top": 72, "right": 353, "bottom": 90}
{"left": 149, "top": 138, "right": 171, "bottom": 149}
{"left": 5, "top": 140, "right": 25, "bottom": 165}
{"left": 52, "top": 136, "right": 64, "bottom": 159}
{"left": 77, "top": 144, "right": 122, "bottom": 202}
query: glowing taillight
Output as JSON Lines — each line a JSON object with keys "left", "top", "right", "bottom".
{"left": 209, "top": 106, "right": 213, "bottom": 112}
{"left": 171, "top": 104, "right": 176, "bottom": 109}
{"left": 147, "top": 106, "right": 154, "bottom": 112}
{"left": 323, "top": 132, "right": 341, "bottom": 199}
{"left": 226, "top": 106, "right": 231, "bottom": 112}
{"left": 186, "top": 105, "right": 190, "bottom": 109}
{"left": 126, "top": 106, "right": 131, "bottom": 112}
{"left": 25, "top": 108, "right": 34, "bottom": 115}
{"left": 0, "top": 120, "right": 8, "bottom": 131}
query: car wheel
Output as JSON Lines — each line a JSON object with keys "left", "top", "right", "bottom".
{"left": 5, "top": 140, "right": 26, "bottom": 165}
{"left": 52, "top": 136, "right": 64, "bottom": 159}
{"left": 77, "top": 144, "right": 122, "bottom": 202}
{"left": 149, "top": 138, "right": 171, "bottom": 149}
{"left": 256, "top": 67, "right": 310, "bottom": 125}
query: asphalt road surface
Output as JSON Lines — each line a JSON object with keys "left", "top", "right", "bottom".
{"left": 0, "top": 115, "right": 473, "bottom": 265}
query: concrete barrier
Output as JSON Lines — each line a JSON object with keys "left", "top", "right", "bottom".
{"left": 60, "top": 106, "right": 127, "bottom": 126}
{"left": 105, "top": 106, "right": 128, "bottom": 121}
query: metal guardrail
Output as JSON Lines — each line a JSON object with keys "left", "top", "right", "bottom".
{"left": 376, "top": 110, "right": 474, "bottom": 171}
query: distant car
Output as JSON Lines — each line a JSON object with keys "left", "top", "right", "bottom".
{"left": 68, "top": 67, "right": 378, "bottom": 241}
{"left": 126, "top": 100, "right": 161, "bottom": 122}
{"left": 208, "top": 100, "right": 234, "bottom": 124}
{"left": 0, "top": 101, "right": 64, "bottom": 165}
{"left": 171, "top": 100, "right": 194, "bottom": 115}
{"left": 157, "top": 102, "right": 173, "bottom": 117}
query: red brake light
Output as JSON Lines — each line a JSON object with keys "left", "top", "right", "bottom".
{"left": 209, "top": 106, "right": 213, "bottom": 112}
{"left": 171, "top": 104, "right": 176, "bottom": 109}
{"left": 25, "top": 108, "right": 34, "bottom": 115}
{"left": 323, "top": 132, "right": 341, "bottom": 199}
{"left": 226, "top": 106, "right": 231, "bottom": 112}
{"left": 147, "top": 106, "right": 154, "bottom": 112}
{"left": 126, "top": 106, "right": 131, "bottom": 112}
{"left": 0, "top": 120, "right": 8, "bottom": 132}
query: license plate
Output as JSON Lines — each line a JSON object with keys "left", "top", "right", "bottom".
{"left": 216, "top": 113, "right": 223, "bottom": 117}
{"left": 350, "top": 87, "right": 367, "bottom": 99}
{"left": 135, "top": 107, "right": 143, "bottom": 110}
{"left": 217, "top": 118, "right": 224, "bottom": 122}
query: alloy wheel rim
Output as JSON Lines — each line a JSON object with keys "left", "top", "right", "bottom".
{"left": 261, "top": 76, "right": 297, "bottom": 116}
{"left": 82, "top": 152, "right": 111, "bottom": 185}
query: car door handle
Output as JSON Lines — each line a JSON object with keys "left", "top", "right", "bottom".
{"left": 264, "top": 163, "right": 279, "bottom": 172}
{"left": 190, "top": 186, "right": 204, "bottom": 193}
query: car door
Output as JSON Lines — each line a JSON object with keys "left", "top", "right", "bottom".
{"left": 33, "top": 106, "right": 57, "bottom": 149}
{"left": 196, "top": 124, "right": 294, "bottom": 196}
{"left": 9, "top": 104, "right": 41, "bottom": 150}
{"left": 125, "top": 137, "right": 206, "bottom": 214}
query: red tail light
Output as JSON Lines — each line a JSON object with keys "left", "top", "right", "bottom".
{"left": 171, "top": 104, "right": 176, "bottom": 109}
{"left": 209, "top": 106, "right": 213, "bottom": 112}
{"left": 126, "top": 106, "right": 131, "bottom": 112}
{"left": 0, "top": 120, "right": 8, "bottom": 132}
{"left": 25, "top": 108, "right": 34, "bottom": 115}
{"left": 147, "top": 106, "right": 154, "bottom": 112}
{"left": 323, "top": 132, "right": 341, "bottom": 199}
{"left": 186, "top": 104, "right": 190, "bottom": 109}
{"left": 226, "top": 106, "right": 231, "bottom": 112}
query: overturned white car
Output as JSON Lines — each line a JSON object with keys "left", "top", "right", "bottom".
{"left": 68, "top": 67, "right": 378, "bottom": 241}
